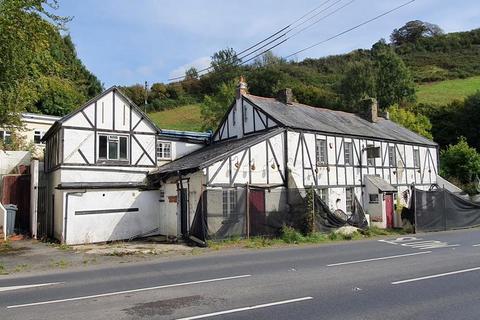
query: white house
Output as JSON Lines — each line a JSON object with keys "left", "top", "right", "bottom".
{"left": 149, "top": 79, "right": 438, "bottom": 241}
{"left": 42, "top": 86, "right": 208, "bottom": 244}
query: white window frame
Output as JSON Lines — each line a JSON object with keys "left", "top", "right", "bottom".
{"left": 222, "top": 189, "right": 237, "bottom": 218}
{"left": 366, "top": 144, "right": 375, "bottom": 166}
{"left": 388, "top": 146, "right": 396, "bottom": 167}
{"left": 157, "top": 141, "right": 172, "bottom": 160}
{"left": 413, "top": 149, "right": 421, "bottom": 168}
{"left": 34, "top": 130, "right": 45, "bottom": 144}
{"left": 369, "top": 194, "right": 379, "bottom": 204}
{"left": 98, "top": 133, "right": 129, "bottom": 161}
{"left": 318, "top": 188, "right": 328, "bottom": 204}
{"left": 316, "top": 139, "right": 327, "bottom": 166}
{"left": 344, "top": 142, "right": 353, "bottom": 165}
{"left": 346, "top": 187, "right": 354, "bottom": 213}
{"left": 0, "top": 131, "right": 11, "bottom": 144}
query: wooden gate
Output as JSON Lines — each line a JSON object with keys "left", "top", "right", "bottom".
{"left": 1, "top": 174, "right": 31, "bottom": 234}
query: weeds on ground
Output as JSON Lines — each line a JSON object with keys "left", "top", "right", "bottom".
{"left": 50, "top": 259, "right": 70, "bottom": 269}
{"left": 0, "top": 263, "right": 8, "bottom": 275}
{"left": 0, "top": 241, "right": 13, "bottom": 254}
{"left": 13, "top": 264, "right": 30, "bottom": 273}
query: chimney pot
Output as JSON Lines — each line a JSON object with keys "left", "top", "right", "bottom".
{"left": 236, "top": 76, "right": 248, "bottom": 99}
{"left": 277, "top": 88, "right": 293, "bottom": 105}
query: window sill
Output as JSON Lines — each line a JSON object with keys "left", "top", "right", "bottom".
{"left": 96, "top": 159, "right": 130, "bottom": 165}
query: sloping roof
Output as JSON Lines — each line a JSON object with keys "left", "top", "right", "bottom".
{"left": 158, "top": 129, "right": 211, "bottom": 144}
{"left": 149, "top": 128, "right": 284, "bottom": 179}
{"left": 42, "top": 86, "right": 160, "bottom": 141}
{"left": 244, "top": 94, "right": 436, "bottom": 146}
{"left": 366, "top": 175, "right": 397, "bottom": 192}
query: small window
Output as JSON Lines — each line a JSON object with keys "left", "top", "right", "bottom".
{"left": 34, "top": 130, "right": 45, "bottom": 144}
{"left": 157, "top": 141, "right": 172, "bottom": 160}
{"left": 316, "top": 139, "right": 327, "bottom": 165}
{"left": 344, "top": 142, "right": 353, "bottom": 165}
{"left": 413, "top": 149, "right": 420, "bottom": 168}
{"left": 388, "top": 146, "right": 396, "bottom": 167}
{"left": 318, "top": 188, "right": 328, "bottom": 204}
{"left": 0, "top": 131, "right": 11, "bottom": 144}
{"left": 367, "top": 144, "right": 375, "bottom": 166}
{"left": 346, "top": 187, "right": 354, "bottom": 213}
{"left": 222, "top": 189, "right": 237, "bottom": 218}
{"left": 98, "top": 134, "right": 128, "bottom": 161}
{"left": 369, "top": 194, "right": 379, "bottom": 203}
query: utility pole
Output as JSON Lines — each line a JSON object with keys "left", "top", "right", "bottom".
{"left": 144, "top": 81, "right": 148, "bottom": 113}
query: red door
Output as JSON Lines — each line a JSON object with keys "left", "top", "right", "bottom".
{"left": 385, "top": 194, "right": 394, "bottom": 228}
{"left": 249, "top": 189, "right": 266, "bottom": 236}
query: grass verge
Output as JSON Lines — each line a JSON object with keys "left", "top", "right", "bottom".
{"left": 148, "top": 104, "right": 203, "bottom": 131}
{"left": 207, "top": 226, "right": 406, "bottom": 250}
{"left": 417, "top": 76, "right": 480, "bottom": 105}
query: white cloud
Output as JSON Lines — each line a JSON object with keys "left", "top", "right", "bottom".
{"left": 168, "top": 56, "right": 211, "bottom": 80}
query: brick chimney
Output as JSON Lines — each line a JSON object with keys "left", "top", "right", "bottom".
{"left": 359, "top": 97, "right": 379, "bottom": 123}
{"left": 236, "top": 76, "right": 248, "bottom": 99}
{"left": 277, "top": 88, "right": 293, "bottom": 105}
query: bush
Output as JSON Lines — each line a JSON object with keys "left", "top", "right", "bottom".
{"left": 281, "top": 226, "right": 306, "bottom": 244}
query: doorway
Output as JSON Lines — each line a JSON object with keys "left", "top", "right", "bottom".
{"left": 178, "top": 180, "right": 189, "bottom": 239}
{"left": 249, "top": 189, "right": 266, "bottom": 236}
{"left": 385, "top": 194, "right": 394, "bottom": 228}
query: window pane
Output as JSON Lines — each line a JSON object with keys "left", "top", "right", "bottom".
{"left": 119, "top": 137, "right": 128, "bottom": 160}
{"left": 99, "top": 136, "right": 107, "bottom": 158}
{"left": 164, "top": 143, "right": 171, "bottom": 158}
{"left": 109, "top": 140, "right": 118, "bottom": 159}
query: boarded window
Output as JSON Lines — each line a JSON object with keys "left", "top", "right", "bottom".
{"left": 316, "top": 139, "right": 327, "bottom": 165}
{"left": 344, "top": 142, "right": 353, "bottom": 165}
{"left": 413, "top": 149, "right": 420, "bottom": 168}
{"left": 157, "top": 141, "right": 172, "bottom": 160}
{"left": 388, "top": 146, "right": 396, "bottom": 167}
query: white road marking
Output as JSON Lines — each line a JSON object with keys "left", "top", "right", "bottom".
{"left": 175, "top": 297, "right": 313, "bottom": 320}
{"left": 472, "top": 244, "right": 480, "bottom": 247}
{"left": 392, "top": 266, "right": 480, "bottom": 285}
{"left": 327, "top": 251, "right": 431, "bottom": 267}
{"left": 379, "top": 237, "right": 459, "bottom": 250}
{"left": 6, "top": 274, "right": 251, "bottom": 309}
{"left": 0, "top": 282, "right": 64, "bottom": 293}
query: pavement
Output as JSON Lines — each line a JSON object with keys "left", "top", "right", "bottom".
{"left": 1, "top": 228, "right": 480, "bottom": 319}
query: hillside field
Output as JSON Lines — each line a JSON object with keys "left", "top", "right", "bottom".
{"left": 417, "top": 76, "right": 480, "bottom": 105}
{"left": 148, "top": 104, "right": 203, "bottom": 132}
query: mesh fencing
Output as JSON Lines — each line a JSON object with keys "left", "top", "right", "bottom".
{"left": 189, "top": 187, "right": 367, "bottom": 246}
{"left": 413, "top": 187, "right": 480, "bottom": 232}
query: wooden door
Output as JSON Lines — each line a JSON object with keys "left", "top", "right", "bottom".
{"left": 1, "top": 174, "right": 31, "bottom": 234}
{"left": 249, "top": 189, "right": 266, "bottom": 236}
{"left": 385, "top": 194, "right": 394, "bottom": 228}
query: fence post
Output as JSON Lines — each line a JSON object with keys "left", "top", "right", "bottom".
{"left": 246, "top": 184, "right": 250, "bottom": 239}
{"left": 413, "top": 187, "right": 417, "bottom": 233}
{"left": 30, "top": 159, "right": 39, "bottom": 239}
{"left": 443, "top": 186, "right": 447, "bottom": 231}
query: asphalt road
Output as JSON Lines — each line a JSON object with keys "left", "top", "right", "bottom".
{"left": 1, "top": 228, "right": 480, "bottom": 320}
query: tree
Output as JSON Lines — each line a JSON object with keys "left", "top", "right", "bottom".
{"left": 200, "top": 81, "right": 235, "bottom": 130}
{"left": 185, "top": 67, "right": 199, "bottom": 80}
{"left": 390, "top": 20, "right": 444, "bottom": 46}
{"left": 149, "top": 83, "right": 168, "bottom": 101}
{"left": 371, "top": 40, "right": 416, "bottom": 109}
{"left": 120, "top": 84, "right": 146, "bottom": 106}
{"left": 388, "top": 105, "right": 433, "bottom": 139}
{"left": 210, "top": 48, "right": 239, "bottom": 72}
{"left": 440, "top": 137, "right": 480, "bottom": 185}
{"left": 340, "top": 61, "right": 376, "bottom": 108}
{"left": 458, "top": 91, "right": 480, "bottom": 151}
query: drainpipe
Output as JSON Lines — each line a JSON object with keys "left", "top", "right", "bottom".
{"left": 177, "top": 171, "right": 185, "bottom": 239}
{"left": 63, "top": 190, "right": 86, "bottom": 244}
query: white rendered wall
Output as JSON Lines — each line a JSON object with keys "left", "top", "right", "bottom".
{"left": 64, "top": 189, "right": 161, "bottom": 245}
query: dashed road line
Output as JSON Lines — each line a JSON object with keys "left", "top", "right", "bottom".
{"left": 175, "top": 297, "right": 314, "bottom": 320}
{"left": 392, "top": 266, "right": 480, "bottom": 285}
{"left": 327, "top": 251, "right": 431, "bottom": 267}
{"left": 0, "top": 282, "right": 64, "bottom": 293}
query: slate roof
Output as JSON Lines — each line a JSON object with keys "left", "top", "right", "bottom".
{"left": 149, "top": 128, "right": 284, "bottom": 179}
{"left": 366, "top": 175, "right": 397, "bottom": 192}
{"left": 244, "top": 94, "right": 436, "bottom": 146}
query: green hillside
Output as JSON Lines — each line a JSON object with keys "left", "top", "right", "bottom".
{"left": 148, "top": 104, "right": 203, "bottom": 132}
{"left": 417, "top": 76, "right": 480, "bottom": 105}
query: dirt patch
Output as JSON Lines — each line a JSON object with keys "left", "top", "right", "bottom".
{"left": 123, "top": 295, "right": 204, "bottom": 317}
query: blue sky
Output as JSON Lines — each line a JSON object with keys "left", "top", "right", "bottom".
{"left": 57, "top": 0, "right": 479, "bottom": 87}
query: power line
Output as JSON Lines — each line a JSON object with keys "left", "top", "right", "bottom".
{"left": 167, "top": 0, "right": 337, "bottom": 81}
{"left": 285, "top": 0, "right": 416, "bottom": 59}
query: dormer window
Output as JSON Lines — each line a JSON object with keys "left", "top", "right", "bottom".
{"left": 157, "top": 141, "right": 172, "bottom": 160}
{"left": 98, "top": 134, "right": 128, "bottom": 161}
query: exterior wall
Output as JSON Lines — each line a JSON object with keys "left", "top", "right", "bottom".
{"left": 63, "top": 188, "right": 162, "bottom": 245}
{"left": 157, "top": 141, "right": 204, "bottom": 166}
{"left": 213, "top": 97, "right": 277, "bottom": 142}
{"left": 0, "top": 151, "right": 31, "bottom": 175}
{"left": 207, "top": 131, "right": 285, "bottom": 187}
